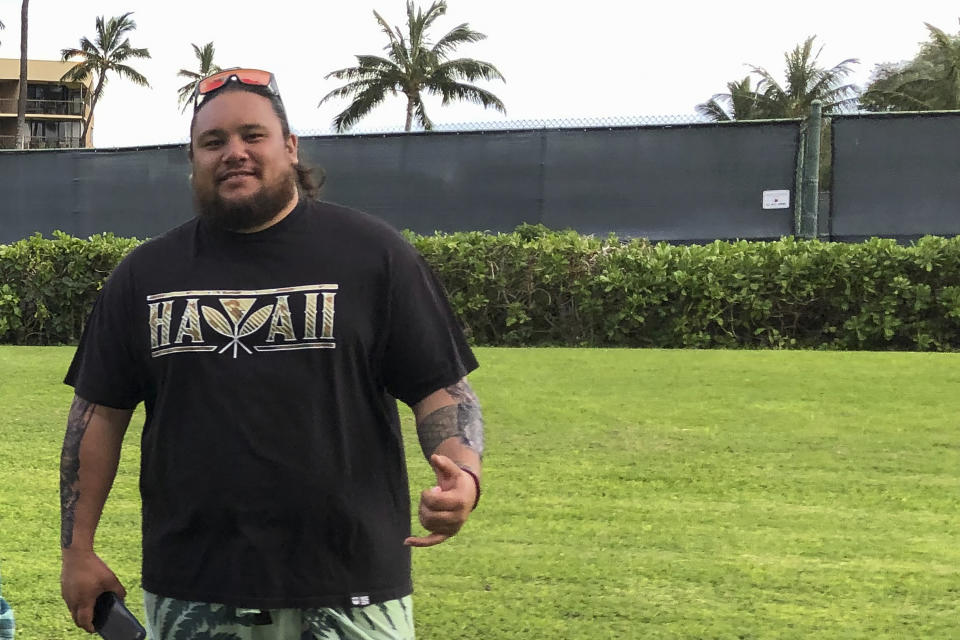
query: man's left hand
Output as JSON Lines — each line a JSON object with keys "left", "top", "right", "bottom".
{"left": 404, "top": 454, "right": 477, "bottom": 547}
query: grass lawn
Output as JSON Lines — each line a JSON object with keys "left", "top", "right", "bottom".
{"left": 1, "top": 346, "right": 959, "bottom": 639}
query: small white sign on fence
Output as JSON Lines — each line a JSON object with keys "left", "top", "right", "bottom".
{"left": 762, "top": 190, "right": 790, "bottom": 210}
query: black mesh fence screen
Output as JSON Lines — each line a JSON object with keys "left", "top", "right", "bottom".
{"left": 302, "top": 130, "right": 544, "bottom": 235}
{"left": 1, "top": 146, "right": 195, "bottom": 242}
{"left": 831, "top": 113, "right": 960, "bottom": 242}
{"left": 538, "top": 125, "right": 798, "bottom": 241}
{"left": 1, "top": 121, "right": 800, "bottom": 244}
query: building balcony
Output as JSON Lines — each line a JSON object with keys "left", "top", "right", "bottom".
{"left": 0, "top": 97, "right": 85, "bottom": 117}
{"left": 0, "top": 134, "right": 83, "bottom": 149}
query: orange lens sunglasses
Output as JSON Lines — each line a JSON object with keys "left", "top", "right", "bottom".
{"left": 193, "top": 68, "right": 281, "bottom": 109}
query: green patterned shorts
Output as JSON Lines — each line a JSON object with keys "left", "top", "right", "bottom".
{"left": 144, "top": 591, "right": 414, "bottom": 640}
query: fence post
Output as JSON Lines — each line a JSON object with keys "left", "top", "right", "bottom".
{"left": 799, "top": 100, "right": 822, "bottom": 239}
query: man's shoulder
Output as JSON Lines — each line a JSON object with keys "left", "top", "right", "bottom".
{"left": 303, "top": 200, "right": 412, "bottom": 248}
{"left": 122, "top": 217, "right": 199, "bottom": 265}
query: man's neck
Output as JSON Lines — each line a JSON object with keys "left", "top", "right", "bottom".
{"left": 238, "top": 192, "right": 300, "bottom": 234}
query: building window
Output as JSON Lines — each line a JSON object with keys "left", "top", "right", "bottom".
{"left": 27, "top": 120, "right": 82, "bottom": 148}
{"left": 26, "top": 84, "right": 84, "bottom": 116}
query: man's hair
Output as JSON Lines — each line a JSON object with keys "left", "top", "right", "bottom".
{"left": 189, "top": 83, "right": 324, "bottom": 199}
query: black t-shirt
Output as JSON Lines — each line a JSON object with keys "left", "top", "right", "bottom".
{"left": 65, "top": 199, "right": 478, "bottom": 608}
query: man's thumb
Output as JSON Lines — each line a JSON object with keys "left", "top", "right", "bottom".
{"left": 430, "top": 454, "right": 459, "bottom": 489}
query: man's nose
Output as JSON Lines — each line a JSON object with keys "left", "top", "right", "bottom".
{"left": 222, "top": 137, "right": 249, "bottom": 161}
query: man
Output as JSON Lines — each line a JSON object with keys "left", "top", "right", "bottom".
{"left": 60, "top": 68, "right": 483, "bottom": 640}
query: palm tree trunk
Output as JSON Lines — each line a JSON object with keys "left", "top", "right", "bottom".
{"left": 82, "top": 73, "right": 106, "bottom": 147}
{"left": 15, "top": 0, "right": 28, "bottom": 149}
{"left": 405, "top": 95, "right": 414, "bottom": 132}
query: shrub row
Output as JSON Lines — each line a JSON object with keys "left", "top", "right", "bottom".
{"left": 3, "top": 226, "right": 960, "bottom": 350}
{"left": 0, "top": 232, "right": 140, "bottom": 345}
{"left": 412, "top": 225, "right": 960, "bottom": 350}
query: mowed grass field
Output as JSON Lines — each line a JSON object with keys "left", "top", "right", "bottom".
{"left": 1, "top": 346, "right": 959, "bottom": 639}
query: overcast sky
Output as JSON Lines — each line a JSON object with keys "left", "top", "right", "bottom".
{"left": 0, "top": 0, "right": 957, "bottom": 147}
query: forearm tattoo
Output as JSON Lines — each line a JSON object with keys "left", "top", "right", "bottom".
{"left": 417, "top": 380, "right": 485, "bottom": 460}
{"left": 60, "top": 397, "right": 95, "bottom": 548}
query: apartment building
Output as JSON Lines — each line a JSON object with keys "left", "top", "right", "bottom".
{"left": 0, "top": 58, "right": 93, "bottom": 149}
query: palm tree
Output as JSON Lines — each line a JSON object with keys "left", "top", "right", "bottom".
{"left": 15, "top": 0, "right": 29, "bottom": 149}
{"left": 862, "top": 21, "right": 960, "bottom": 111}
{"left": 176, "top": 42, "right": 221, "bottom": 113}
{"left": 750, "top": 37, "right": 859, "bottom": 118}
{"left": 697, "top": 36, "right": 859, "bottom": 121}
{"left": 860, "top": 61, "right": 931, "bottom": 112}
{"left": 60, "top": 12, "right": 151, "bottom": 146}
{"left": 319, "top": 0, "right": 506, "bottom": 132}
{"left": 696, "top": 77, "right": 766, "bottom": 121}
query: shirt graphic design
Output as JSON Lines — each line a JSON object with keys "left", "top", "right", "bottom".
{"left": 147, "top": 284, "right": 337, "bottom": 358}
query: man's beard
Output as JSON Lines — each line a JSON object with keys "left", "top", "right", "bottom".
{"left": 194, "top": 169, "right": 297, "bottom": 232}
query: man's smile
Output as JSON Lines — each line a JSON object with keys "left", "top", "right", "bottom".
{"left": 218, "top": 169, "right": 259, "bottom": 185}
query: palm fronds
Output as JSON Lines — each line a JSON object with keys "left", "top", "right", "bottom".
{"left": 176, "top": 42, "right": 221, "bottom": 112}
{"left": 60, "top": 12, "right": 151, "bottom": 142}
{"left": 697, "top": 36, "right": 859, "bottom": 121}
{"left": 319, "top": 0, "right": 505, "bottom": 132}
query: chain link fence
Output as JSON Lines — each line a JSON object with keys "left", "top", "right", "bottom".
{"left": 158, "top": 114, "right": 714, "bottom": 146}
{"left": 293, "top": 113, "right": 713, "bottom": 137}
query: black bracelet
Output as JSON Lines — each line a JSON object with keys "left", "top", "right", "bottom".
{"left": 457, "top": 464, "right": 481, "bottom": 511}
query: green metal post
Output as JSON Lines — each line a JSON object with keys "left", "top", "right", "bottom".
{"left": 800, "top": 100, "right": 822, "bottom": 239}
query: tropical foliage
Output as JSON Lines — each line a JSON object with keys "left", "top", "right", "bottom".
{"left": 697, "top": 36, "right": 859, "bottom": 120}
{"left": 695, "top": 76, "right": 764, "bottom": 121}
{"left": 861, "top": 20, "right": 960, "bottom": 111}
{"left": 319, "top": 0, "right": 506, "bottom": 132}
{"left": 5, "top": 229, "right": 960, "bottom": 351}
{"left": 176, "top": 42, "right": 221, "bottom": 113}
{"left": 60, "top": 12, "right": 151, "bottom": 144}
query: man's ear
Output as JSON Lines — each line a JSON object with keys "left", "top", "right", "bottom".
{"left": 286, "top": 133, "right": 299, "bottom": 161}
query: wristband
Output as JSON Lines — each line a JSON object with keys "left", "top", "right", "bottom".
{"left": 457, "top": 464, "right": 481, "bottom": 511}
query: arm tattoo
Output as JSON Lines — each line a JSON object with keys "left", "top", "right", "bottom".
{"left": 60, "top": 397, "right": 95, "bottom": 548}
{"left": 417, "top": 380, "right": 485, "bottom": 460}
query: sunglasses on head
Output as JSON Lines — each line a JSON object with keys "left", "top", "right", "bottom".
{"left": 193, "top": 68, "right": 281, "bottom": 109}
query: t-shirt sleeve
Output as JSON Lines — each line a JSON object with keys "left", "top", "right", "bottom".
{"left": 64, "top": 258, "right": 144, "bottom": 410}
{"left": 380, "top": 240, "right": 479, "bottom": 406}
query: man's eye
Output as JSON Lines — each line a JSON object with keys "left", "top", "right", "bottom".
{"left": 246, "top": 133, "right": 265, "bottom": 141}
{"left": 202, "top": 139, "right": 223, "bottom": 148}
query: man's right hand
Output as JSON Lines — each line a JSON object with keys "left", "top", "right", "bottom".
{"left": 61, "top": 549, "right": 127, "bottom": 633}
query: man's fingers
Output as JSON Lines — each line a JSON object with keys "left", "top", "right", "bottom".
{"left": 404, "top": 532, "right": 450, "bottom": 547}
{"left": 419, "top": 500, "right": 466, "bottom": 531}
{"left": 408, "top": 459, "right": 475, "bottom": 549}
{"left": 61, "top": 551, "right": 126, "bottom": 632}
{"left": 420, "top": 509, "right": 463, "bottom": 531}
{"left": 420, "top": 487, "right": 464, "bottom": 512}
{"left": 112, "top": 580, "right": 128, "bottom": 601}
{"left": 75, "top": 604, "right": 95, "bottom": 633}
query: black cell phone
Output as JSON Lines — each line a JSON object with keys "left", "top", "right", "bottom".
{"left": 92, "top": 592, "right": 147, "bottom": 640}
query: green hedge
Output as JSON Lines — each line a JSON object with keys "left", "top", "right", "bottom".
{"left": 413, "top": 226, "right": 960, "bottom": 350}
{"left": 0, "top": 232, "right": 140, "bottom": 345}
{"left": 3, "top": 226, "right": 960, "bottom": 350}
